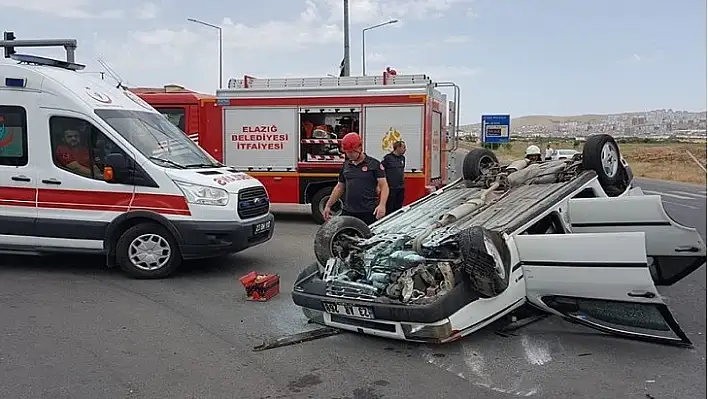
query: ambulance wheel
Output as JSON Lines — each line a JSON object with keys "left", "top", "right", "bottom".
{"left": 462, "top": 148, "right": 498, "bottom": 181}
{"left": 115, "top": 222, "right": 182, "bottom": 279}
{"left": 311, "top": 186, "right": 342, "bottom": 224}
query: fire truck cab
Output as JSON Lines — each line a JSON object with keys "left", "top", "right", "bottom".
{"left": 129, "top": 84, "right": 214, "bottom": 147}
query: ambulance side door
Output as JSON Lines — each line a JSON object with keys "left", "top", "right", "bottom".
{"left": 0, "top": 98, "right": 38, "bottom": 249}
{"left": 34, "top": 108, "right": 135, "bottom": 252}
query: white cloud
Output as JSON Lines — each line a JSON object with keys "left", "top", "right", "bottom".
{"left": 366, "top": 52, "right": 387, "bottom": 63}
{"left": 84, "top": 0, "right": 478, "bottom": 93}
{"left": 615, "top": 53, "right": 647, "bottom": 65}
{"left": 320, "top": 0, "right": 474, "bottom": 25}
{"left": 135, "top": 2, "right": 159, "bottom": 19}
{"left": 401, "top": 65, "right": 481, "bottom": 78}
{"left": 443, "top": 35, "right": 470, "bottom": 44}
{"left": 466, "top": 8, "right": 478, "bottom": 18}
{"left": 0, "top": 0, "right": 122, "bottom": 18}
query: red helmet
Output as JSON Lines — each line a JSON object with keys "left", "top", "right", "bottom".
{"left": 341, "top": 132, "right": 362, "bottom": 152}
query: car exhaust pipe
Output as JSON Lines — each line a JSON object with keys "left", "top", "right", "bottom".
{"left": 413, "top": 182, "right": 500, "bottom": 254}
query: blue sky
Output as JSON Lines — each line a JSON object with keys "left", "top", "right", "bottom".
{"left": 0, "top": 0, "right": 705, "bottom": 124}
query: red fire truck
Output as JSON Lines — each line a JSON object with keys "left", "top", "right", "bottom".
{"left": 132, "top": 71, "right": 461, "bottom": 223}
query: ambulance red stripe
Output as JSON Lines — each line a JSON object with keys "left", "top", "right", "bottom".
{"left": 0, "top": 186, "right": 191, "bottom": 216}
{"left": 0, "top": 186, "right": 35, "bottom": 206}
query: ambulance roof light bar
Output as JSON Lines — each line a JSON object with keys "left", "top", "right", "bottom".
{"left": 1, "top": 31, "right": 79, "bottom": 65}
{"left": 9, "top": 54, "right": 86, "bottom": 71}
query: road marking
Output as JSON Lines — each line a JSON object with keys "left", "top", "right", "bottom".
{"left": 420, "top": 346, "right": 539, "bottom": 397}
{"left": 662, "top": 200, "right": 700, "bottom": 210}
{"left": 643, "top": 190, "right": 696, "bottom": 200}
{"left": 521, "top": 335, "right": 552, "bottom": 366}
{"left": 669, "top": 190, "right": 706, "bottom": 199}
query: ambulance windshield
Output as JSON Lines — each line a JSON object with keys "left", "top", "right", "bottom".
{"left": 95, "top": 109, "right": 220, "bottom": 168}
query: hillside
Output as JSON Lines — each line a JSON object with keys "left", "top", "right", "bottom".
{"left": 460, "top": 114, "right": 607, "bottom": 130}
{"left": 459, "top": 110, "right": 707, "bottom": 132}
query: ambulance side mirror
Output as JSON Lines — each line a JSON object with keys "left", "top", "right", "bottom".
{"left": 104, "top": 153, "right": 128, "bottom": 183}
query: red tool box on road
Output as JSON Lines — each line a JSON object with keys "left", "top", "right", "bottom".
{"left": 239, "top": 272, "right": 280, "bottom": 301}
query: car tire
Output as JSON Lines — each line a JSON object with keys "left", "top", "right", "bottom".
{"left": 582, "top": 134, "right": 626, "bottom": 195}
{"left": 462, "top": 148, "right": 499, "bottom": 181}
{"left": 314, "top": 215, "right": 372, "bottom": 266}
{"left": 295, "top": 262, "right": 320, "bottom": 285}
{"left": 457, "top": 226, "right": 510, "bottom": 298}
{"left": 115, "top": 222, "right": 182, "bottom": 279}
{"left": 310, "top": 186, "right": 342, "bottom": 225}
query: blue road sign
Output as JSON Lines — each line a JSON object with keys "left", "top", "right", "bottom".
{"left": 481, "top": 114, "right": 510, "bottom": 144}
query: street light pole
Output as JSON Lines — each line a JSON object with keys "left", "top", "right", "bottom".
{"left": 362, "top": 19, "right": 398, "bottom": 76}
{"left": 342, "top": 0, "right": 351, "bottom": 76}
{"left": 187, "top": 17, "right": 223, "bottom": 89}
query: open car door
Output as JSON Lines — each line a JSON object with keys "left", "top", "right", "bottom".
{"left": 515, "top": 232, "right": 691, "bottom": 346}
{"left": 568, "top": 195, "right": 706, "bottom": 286}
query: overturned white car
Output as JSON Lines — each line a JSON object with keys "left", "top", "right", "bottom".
{"left": 292, "top": 134, "right": 706, "bottom": 345}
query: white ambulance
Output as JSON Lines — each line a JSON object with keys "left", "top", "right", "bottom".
{"left": 0, "top": 44, "right": 274, "bottom": 278}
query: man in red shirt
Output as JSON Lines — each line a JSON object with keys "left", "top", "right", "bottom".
{"left": 55, "top": 127, "right": 95, "bottom": 178}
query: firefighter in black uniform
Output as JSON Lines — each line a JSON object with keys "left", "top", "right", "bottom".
{"left": 381, "top": 140, "right": 406, "bottom": 214}
{"left": 323, "top": 132, "right": 389, "bottom": 225}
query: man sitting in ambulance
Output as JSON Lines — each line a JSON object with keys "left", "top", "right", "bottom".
{"left": 55, "top": 125, "right": 101, "bottom": 179}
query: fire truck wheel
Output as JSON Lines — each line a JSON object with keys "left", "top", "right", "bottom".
{"left": 115, "top": 222, "right": 182, "bottom": 279}
{"left": 462, "top": 148, "right": 498, "bottom": 181}
{"left": 311, "top": 186, "right": 342, "bottom": 224}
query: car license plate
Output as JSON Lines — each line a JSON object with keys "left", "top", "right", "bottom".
{"left": 322, "top": 301, "right": 374, "bottom": 319}
{"left": 252, "top": 220, "right": 271, "bottom": 235}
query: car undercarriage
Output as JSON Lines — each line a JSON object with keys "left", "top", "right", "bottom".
{"left": 308, "top": 148, "right": 613, "bottom": 305}
{"left": 292, "top": 134, "right": 706, "bottom": 345}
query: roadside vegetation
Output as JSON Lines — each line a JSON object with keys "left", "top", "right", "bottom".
{"left": 458, "top": 138, "right": 707, "bottom": 185}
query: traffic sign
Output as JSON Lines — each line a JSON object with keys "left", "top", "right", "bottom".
{"left": 481, "top": 114, "right": 510, "bottom": 144}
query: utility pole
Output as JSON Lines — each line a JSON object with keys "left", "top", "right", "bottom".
{"left": 342, "top": 0, "right": 351, "bottom": 76}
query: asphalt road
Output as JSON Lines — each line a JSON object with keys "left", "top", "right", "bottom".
{"left": 0, "top": 156, "right": 705, "bottom": 399}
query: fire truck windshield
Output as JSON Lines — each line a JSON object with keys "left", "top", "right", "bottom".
{"left": 94, "top": 109, "right": 218, "bottom": 168}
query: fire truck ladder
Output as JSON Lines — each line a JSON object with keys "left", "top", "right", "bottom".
{"left": 226, "top": 73, "right": 433, "bottom": 90}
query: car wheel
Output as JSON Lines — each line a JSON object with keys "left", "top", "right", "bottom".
{"left": 457, "top": 226, "right": 510, "bottom": 298}
{"left": 462, "top": 148, "right": 499, "bottom": 181}
{"left": 115, "top": 222, "right": 182, "bottom": 279}
{"left": 310, "top": 186, "right": 342, "bottom": 225}
{"left": 582, "top": 134, "right": 626, "bottom": 194}
{"left": 295, "top": 262, "right": 320, "bottom": 285}
{"left": 314, "top": 215, "right": 372, "bottom": 266}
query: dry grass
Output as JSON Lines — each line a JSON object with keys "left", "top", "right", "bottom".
{"left": 459, "top": 140, "right": 707, "bottom": 186}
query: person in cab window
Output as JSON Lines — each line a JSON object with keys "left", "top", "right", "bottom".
{"left": 323, "top": 132, "right": 389, "bottom": 225}
{"left": 382, "top": 140, "right": 406, "bottom": 214}
{"left": 55, "top": 126, "right": 100, "bottom": 178}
